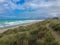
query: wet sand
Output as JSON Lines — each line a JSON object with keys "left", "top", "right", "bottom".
{"left": 0, "top": 20, "right": 43, "bottom": 33}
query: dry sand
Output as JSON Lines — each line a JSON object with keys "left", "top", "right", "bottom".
{"left": 0, "top": 20, "right": 43, "bottom": 33}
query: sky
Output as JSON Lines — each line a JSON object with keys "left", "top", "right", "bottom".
{"left": 0, "top": 0, "right": 60, "bottom": 19}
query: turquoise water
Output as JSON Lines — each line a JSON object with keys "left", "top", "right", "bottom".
{"left": 0, "top": 20, "right": 43, "bottom": 28}
{"left": 0, "top": 20, "right": 21, "bottom": 24}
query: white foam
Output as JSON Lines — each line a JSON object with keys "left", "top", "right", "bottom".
{"left": 0, "top": 20, "right": 44, "bottom": 28}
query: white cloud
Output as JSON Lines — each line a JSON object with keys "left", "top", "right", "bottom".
{"left": 0, "top": 0, "right": 6, "bottom": 3}
{"left": 0, "top": 0, "right": 60, "bottom": 17}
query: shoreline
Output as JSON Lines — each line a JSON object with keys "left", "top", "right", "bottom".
{"left": 0, "top": 20, "right": 44, "bottom": 33}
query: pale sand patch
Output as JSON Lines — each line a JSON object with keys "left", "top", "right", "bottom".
{"left": 0, "top": 20, "right": 43, "bottom": 33}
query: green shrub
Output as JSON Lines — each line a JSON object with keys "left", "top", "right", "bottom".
{"left": 0, "top": 19, "right": 59, "bottom": 45}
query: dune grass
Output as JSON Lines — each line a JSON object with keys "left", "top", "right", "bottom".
{"left": 0, "top": 19, "right": 60, "bottom": 45}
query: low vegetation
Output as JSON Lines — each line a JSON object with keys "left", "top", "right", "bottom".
{"left": 0, "top": 18, "right": 60, "bottom": 45}
{"left": 49, "top": 19, "right": 60, "bottom": 30}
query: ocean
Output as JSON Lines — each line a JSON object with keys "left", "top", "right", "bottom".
{"left": 0, "top": 20, "right": 43, "bottom": 28}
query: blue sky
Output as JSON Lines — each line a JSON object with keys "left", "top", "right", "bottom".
{"left": 0, "top": 0, "right": 60, "bottom": 19}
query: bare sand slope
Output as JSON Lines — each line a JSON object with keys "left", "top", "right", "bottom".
{"left": 0, "top": 20, "right": 42, "bottom": 33}
{"left": 0, "top": 25, "right": 20, "bottom": 33}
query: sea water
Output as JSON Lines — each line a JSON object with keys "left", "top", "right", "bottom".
{"left": 0, "top": 20, "right": 43, "bottom": 28}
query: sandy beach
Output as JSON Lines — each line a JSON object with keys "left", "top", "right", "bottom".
{"left": 0, "top": 20, "right": 43, "bottom": 33}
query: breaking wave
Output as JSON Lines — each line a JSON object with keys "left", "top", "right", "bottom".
{"left": 0, "top": 20, "right": 44, "bottom": 28}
